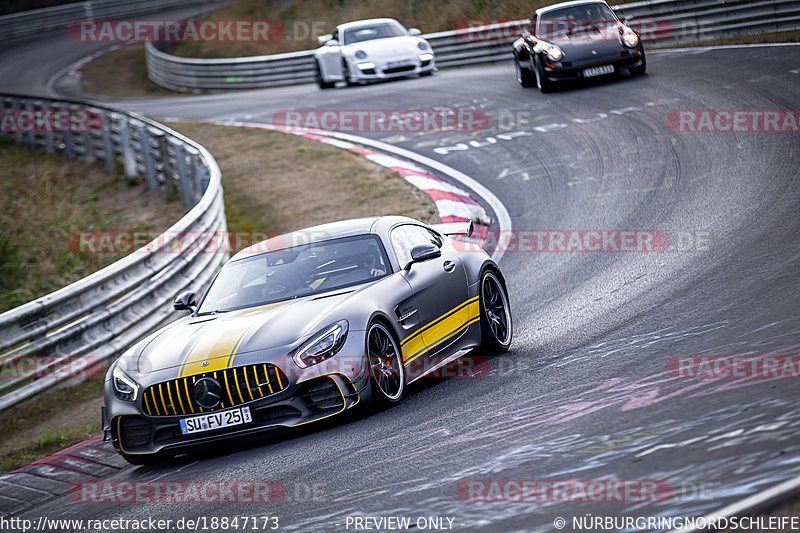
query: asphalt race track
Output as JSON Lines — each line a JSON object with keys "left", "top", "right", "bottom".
{"left": 1, "top": 24, "right": 800, "bottom": 532}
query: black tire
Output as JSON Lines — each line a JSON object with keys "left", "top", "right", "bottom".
{"left": 342, "top": 59, "right": 355, "bottom": 86}
{"left": 515, "top": 59, "right": 536, "bottom": 88}
{"left": 120, "top": 451, "right": 164, "bottom": 466}
{"left": 479, "top": 270, "right": 512, "bottom": 354}
{"left": 534, "top": 57, "right": 554, "bottom": 93}
{"left": 366, "top": 321, "right": 405, "bottom": 406}
{"left": 631, "top": 52, "right": 647, "bottom": 75}
{"left": 315, "top": 60, "right": 335, "bottom": 89}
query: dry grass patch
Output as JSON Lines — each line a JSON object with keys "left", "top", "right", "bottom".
{"left": 0, "top": 138, "right": 183, "bottom": 312}
{"left": 80, "top": 43, "right": 179, "bottom": 98}
{"left": 169, "top": 122, "right": 439, "bottom": 250}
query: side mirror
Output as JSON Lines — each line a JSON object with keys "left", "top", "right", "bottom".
{"left": 408, "top": 28, "right": 422, "bottom": 36}
{"left": 318, "top": 33, "right": 333, "bottom": 45}
{"left": 173, "top": 291, "right": 196, "bottom": 312}
{"left": 404, "top": 244, "right": 441, "bottom": 270}
{"left": 622, "top": 16, "right": 634, "bottom": 24}
{"left": 325, "top": 39, "right": 340, "bottom": 47}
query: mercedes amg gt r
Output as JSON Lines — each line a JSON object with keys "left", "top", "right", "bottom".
{"left": 512, "top": 0, "right": 646, "bottom": 92}
{"left": 314, "top": 18, "right": 435, "bottom": 88}
{"left": 103, "top": 216, "right": 512, "bottom": 464}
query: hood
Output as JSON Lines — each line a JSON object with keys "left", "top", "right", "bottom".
{"left": 345, "top": 36, "right": 426, "bottom": 61}
{"left": 136, "top": 290, "right": 358, "bottom": 376}
{"left": 546, "top": 23, "right": 624, "bottom": 61}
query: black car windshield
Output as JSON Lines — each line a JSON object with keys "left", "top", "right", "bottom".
{"left": 343, "top": 22, "right": 407, "bottom": 45}
{"left": 197, "top": 234, "right": 390, "bottom": 313}
{"left": 538, "top": 3, "right": 618, "bottom": 38}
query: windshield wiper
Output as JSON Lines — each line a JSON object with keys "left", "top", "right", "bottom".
{"left": 195, "top": 309, "right": 227, "bottom": 316}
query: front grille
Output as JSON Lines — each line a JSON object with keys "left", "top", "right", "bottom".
{"left": 384, "top": 65, "right": 415, "bottom": 74}
{"left": 142, "top": 363, "right": 287, "bottom": 417}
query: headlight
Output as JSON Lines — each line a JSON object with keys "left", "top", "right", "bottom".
{"left": 545, "top": 45, "right": 563, "bottom": 61}
{"left": 623, "top": 29, "right": 639, "bottom": 48}
{"left": 417, "top": 41, "right": 429, "bottom": 51}
{"left": 112, "top": 366, "right": 139, "bottom": 402}
{"left": 354, "top": 50, "right": 368, "bottom": 59}
{"left": 292, "top": 320, "right": 349, "bottom": 369}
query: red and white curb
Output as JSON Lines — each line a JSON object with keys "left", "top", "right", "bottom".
{"left": 0, "top": 435, "right": 124, "bottom": 516}
{"left": 207, "top": 121, "right": 498, "bottom": 249}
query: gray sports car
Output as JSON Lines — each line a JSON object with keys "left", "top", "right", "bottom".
{"left": 103, "top": 216, "right": 512, "bottom": 464}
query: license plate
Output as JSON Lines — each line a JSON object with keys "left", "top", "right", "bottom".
{"left": 180, "top": 406, "right": 252, "bottom": 435}
{"left": 386, "top": 61, "right": 411, "bottom": 68}
{"left": 583, "top": 64, "right": 615, "bottom": 77}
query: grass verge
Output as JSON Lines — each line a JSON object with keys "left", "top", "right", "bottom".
{"left": 0, "top": 137, "right": 183, "bottom": 312}
{"left": 0, "top": 121, "right": 439, "bottom": 472}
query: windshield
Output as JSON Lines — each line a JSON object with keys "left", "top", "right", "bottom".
{"left": 198, "top": 234, "right": 390, "bottom": 313}
{"left": 343, "top": 22, "right": 407, "bottom": 45}
{"left": 537, "top": 3, "right": 618, "bottom": 38}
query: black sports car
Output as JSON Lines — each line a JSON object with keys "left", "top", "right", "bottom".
{"left": 103, "top": 216, "right": 512, "bottom": 464}
{"left": 512, "top": 0, "right": 646, "bottom": 92}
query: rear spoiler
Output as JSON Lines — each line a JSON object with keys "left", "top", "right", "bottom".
{"left": 431, "top": 221, "right": 474, "bottom": 238}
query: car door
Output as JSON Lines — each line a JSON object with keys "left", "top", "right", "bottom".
{"left": 390, "top": 224, "right": 469, "bottom": 364}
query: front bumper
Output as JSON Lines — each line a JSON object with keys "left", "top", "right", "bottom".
{"left": 542, "top": 49, "right": 644, "bottom": 83}
{"left": 109, "top": 371, "right": 366, "bottom": 457}
{"left": 351, "top": 57, "right": 435, "bottom": 81}
{"left": 105, "top": 331, "right": 372, "bottom": 457}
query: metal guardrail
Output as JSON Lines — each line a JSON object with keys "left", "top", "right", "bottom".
{"left": 0, "top": 94, "right": 228, "bottom": 411}
{"left": 0, "top": 0, "right": 214, "bottom": 41}
{"left": 144, "top": 0, "right": 800, "bottom": 92}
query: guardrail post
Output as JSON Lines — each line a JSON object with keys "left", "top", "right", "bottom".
{"left": 117, "top": 114, "right": 138, "bottom": 179}
{"left": 191, "top": 151, "right": 208, "bottom": 203}
{"left": 44, "top": 101, "right": 56, "bottom": 154}
{"left": 101, "top": 109, "right": 114, "bottom": 173}
{"left": 141, "top": 126, "right": 161, "bottom": 189}
{"left": 24, "top": 100, "right": 36, "bottom": 145}
{"left": 154, "top": 129, "right": 170, "bottom": 188}
{"left": 172, "top": 140, "right": 194, "bottom": 207}
{"left": 61, "top": 101, "right": 74, "bottom": 160}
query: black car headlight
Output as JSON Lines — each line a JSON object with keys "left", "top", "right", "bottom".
{"left": 355, "top": 50, "right": 368, "bottom": 59}
{"left": 292, "top": 320, "right": 349, "bottom": 369}
{"left": 112, "top": 366, "right": 139, "bottom": 402}
{"left": 622, "top": 28, "right": 639, "bottom": 48}
{"left": 544, "top": 45, "right": 563, "bottom": 61}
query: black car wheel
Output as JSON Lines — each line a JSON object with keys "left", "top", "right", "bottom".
{"left": 515, "top": 59, "right": 536, "bottom": 88}
{"left": 367, "top": 322, "right": 405, "bottom": 404}
{"left": 315, "top": 60, "right": 334, "bottom": 89}
{"left": 342, "top": 59, "right": 355, "bottom": 86}
{"left": 479, "top": 270, "right": 512, "bottom": 354}
{"left": 631, "top": 52, "right": 647, "bottom": 75}
{"left": 534, "top": 57, "right": 554, "bottom": 93}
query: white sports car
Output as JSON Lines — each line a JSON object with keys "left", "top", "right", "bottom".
{"left": 314, "top": 18, "right": 436, "bottom": 89}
